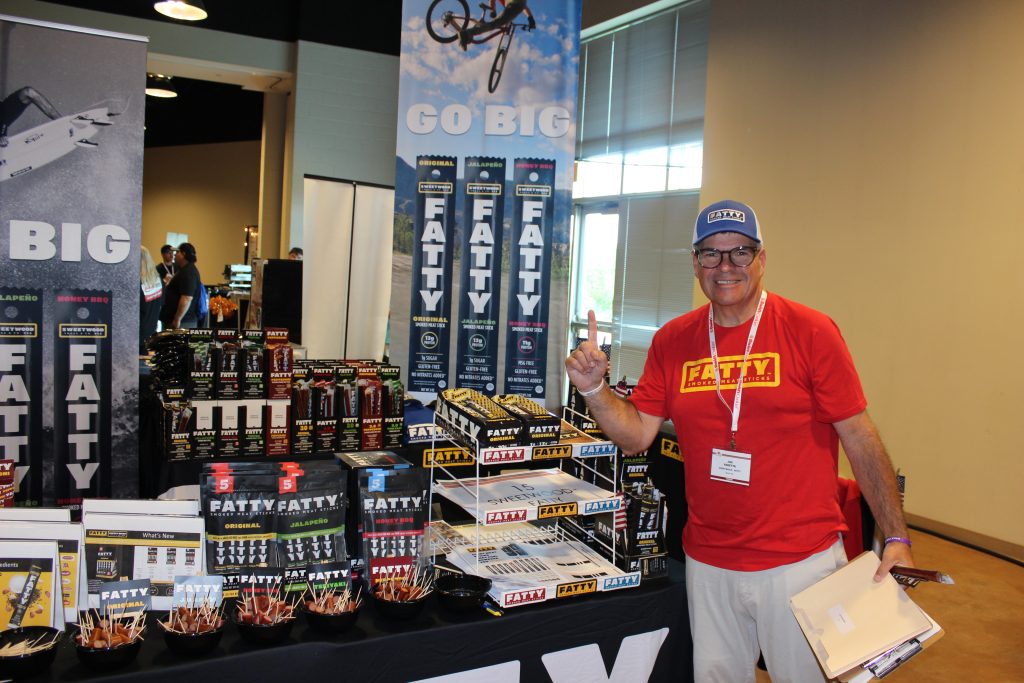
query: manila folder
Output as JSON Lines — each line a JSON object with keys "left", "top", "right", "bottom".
{"left": 790, "top": 551, "right": 931, "bottom": 679}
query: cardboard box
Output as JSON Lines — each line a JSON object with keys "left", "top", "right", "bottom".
{"left": 216, "top": 400, "right": 242, "bottom": 458}
{"left": 214, "top": 329, "right": 241, "bottom": 399}
{"left": 187, "top": 329, "right": 215, "bottom": 400}
{"left": 492, "top": 393, "right": 561, "bottom": 445}
{"left": 163, "top": 393, "right": 192, "bottom": 461}
{"left": 334, "top": 363, "right": 360, "bottom": 451}
{"left": 240, "top": 399, "right": 265, "bottom": 458}
{"left": 378, "top": 364, "right": 405, "bottom": 449}
{"left": 357, "top": 365, "right": 384, "bottom": 451}
{"left": 312, "top": 364, "right": 337, "bottom": 454}
{"left": 191, "top": 400, "right": 218, "bottom": 459}
{"left": 264, "top": 328, "right": 292, "bottom": 401}
{"left": 241, "top": 329, "right": 265, "bottom": 399}
{"left": 290, "top": 364, "right": 315, "bottom": 456}
{"left": 437, "top": 388, "right": 521, "bottom": 448}
{"left": 265, "top": 400, "right": 290, "bottom": 456}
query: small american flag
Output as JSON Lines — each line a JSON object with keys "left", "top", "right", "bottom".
{"left": 614, "top": 493, "right": 628, "bottom": 531}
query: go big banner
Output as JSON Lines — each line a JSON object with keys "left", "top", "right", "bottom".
{"left": 0, "top": 16, "right": 146, "bottom": 507}
{"left": 390, "top": 0, "right": 581, "bottom": 406}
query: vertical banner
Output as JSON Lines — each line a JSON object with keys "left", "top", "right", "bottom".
{"left": 407, "top": 156, "right": 458, "bottom": 395}
{"left": 504, "top": 159, "right": 555, "bottom": 399}
{"left": 53, "top": 291, "right": 112, "bottom": 510}
{"left": 390, "top": 0, "right": 582, "bottom": 407}
{"left": 0, "top": 288, "right": 43, "bottom": 504}
{"left": 455, "top": 157, "right": 505, "bottom": 392}
{"left": 0, "top": 16, "right": 146, "bottom": 506}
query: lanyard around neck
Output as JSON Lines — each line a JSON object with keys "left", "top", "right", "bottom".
{"left": 708, "top": 290, "right": 768, "bottom": 449}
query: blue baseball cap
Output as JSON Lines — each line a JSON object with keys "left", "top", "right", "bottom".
{"left": 692, "top": 199, "right": 762, "bottom": 245}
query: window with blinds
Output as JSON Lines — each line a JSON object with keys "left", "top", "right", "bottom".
{"left": 569, "top": 0, "right": 709, "bottom": 385}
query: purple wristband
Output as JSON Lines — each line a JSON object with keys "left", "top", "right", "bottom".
{"left": 884, "top": 536, "right": 912, "bottom": 548}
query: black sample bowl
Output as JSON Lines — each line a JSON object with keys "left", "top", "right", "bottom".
{"left": 158, "top": 618, "right": 225, "bottom": 656}
{"left": 0, "top": 626, "right": 63, "bottom": 680}
{"left": 435, "top": 574, "right": 492, "bottom": 614}
{"left": 231, "top": 612, "right": 295, "bottom": 647}
{"left": 75, "top": 637, "right": 143, "bottom": 671}
{"left": 302, "top": 602, "right": 361, "bottom": 634}
{"left": 372, "top": 589, "right": 432, "bottom": 620}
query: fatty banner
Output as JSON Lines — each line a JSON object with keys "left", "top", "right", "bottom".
{"left": 390, "top": 0, "right": 582, "bottom": 406}
{"left": 406, "top": 156, "right": 458, "bottom": 395}
{"left": 53, "top": 291, "right": 112, "bottom": 510}
{"left": 0, "top": 288, "right": 43, "bottom": 504}
{"left": 455, "top": 157, "right": 505, "bottom": 392}
{"left": 0, "top": 17, "right": 146, "bottom": 506}
{"left": 504, "top": 159, "right": 555, "bottom": 398}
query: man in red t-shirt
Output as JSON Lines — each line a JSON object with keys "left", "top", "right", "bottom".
{"left": 565, "top": 199, "right": 913, "bottom": 682}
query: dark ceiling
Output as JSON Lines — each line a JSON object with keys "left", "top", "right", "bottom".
{"left": 46, "top": 0, "right": 403, "bottom": 147}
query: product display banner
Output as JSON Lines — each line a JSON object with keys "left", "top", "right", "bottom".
{"left": 406, "top": 156, "right": 458, "bottom": 395}
{"left": 53, "top": 291, "right": 113, "bottom": 510}
{"left": 390, "top": 0, "right": 582, "bottom": 407}
{"left": 455, "top": 157, "right": 505, "bottom": 392}
{"left": 0, "top": 17, "right": 146, "bottom": 505}
{"left": 504, "top": 159, "right": 556, "bottom": 399}
{"left": 0, "top": 288, "right": 43, "bottom": 504}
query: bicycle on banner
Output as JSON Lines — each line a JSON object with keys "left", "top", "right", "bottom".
{"left": 426, "top": 0, "right": 537, "bottom": 94}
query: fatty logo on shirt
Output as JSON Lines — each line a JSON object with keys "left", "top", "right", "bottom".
{"left": 680, "top": 352, "right": 780, "bottom": 393}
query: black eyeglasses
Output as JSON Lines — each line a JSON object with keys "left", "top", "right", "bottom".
{"left": 695, "top": 245, "right": 760, "bottom": 268}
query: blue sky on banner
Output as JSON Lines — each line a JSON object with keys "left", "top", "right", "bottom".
{"left": 397, "top": 1, "right": 580, "bottom": 190}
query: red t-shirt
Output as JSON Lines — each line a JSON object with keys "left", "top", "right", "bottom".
{"left": 629, "top": 293, "right": 867, "bottom": 570}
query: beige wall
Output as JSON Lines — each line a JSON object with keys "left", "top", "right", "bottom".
{"left": 142, "top": 141, "right": 261, "bottom": 283}
{"left": 700, "top": 1, "right": 1024, "bottom": 553}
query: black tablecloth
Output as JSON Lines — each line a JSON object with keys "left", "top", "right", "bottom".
{"left": 32, "top": 561, "right": 691, "bottom": 683}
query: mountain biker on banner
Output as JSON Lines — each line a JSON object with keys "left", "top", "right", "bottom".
{"left": 458, "top": 0, "right": 535, "bottom": 50}
{"left": 0, "top": 86, "right": 62, "bottom": 147}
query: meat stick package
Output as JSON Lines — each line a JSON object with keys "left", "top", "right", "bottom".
{"left": 201, "top": 471, "right": 281, "bottom": 575}
{"left": 275, "top": 468, "right": 347, "bottom": 569}
{"left": 358, "top": 467, "right": 429, "bottom": 589}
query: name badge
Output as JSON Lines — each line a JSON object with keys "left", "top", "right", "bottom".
{"left": 710, "top": 448, "right": 752, "bottom": 486}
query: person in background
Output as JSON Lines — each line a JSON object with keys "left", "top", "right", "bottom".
{"left": 161, "top": 242, "right": 202, "bottom": 329}
{"left": 156, "top": 244, "right": 176, "bottom": 284}
{"left": 139, "top": 246, "right": 163, "bottom": 352}
{"left": 288, "top": 247, "right": 303, "bottom": 260}
{"left": 565, "top": 199, "right": 913, "bottom": 683}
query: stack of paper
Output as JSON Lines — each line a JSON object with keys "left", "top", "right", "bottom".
{"left": 791, "top": 551, "right": 942, "bottom": 680}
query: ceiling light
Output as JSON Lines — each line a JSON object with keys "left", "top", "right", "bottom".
{"left": 145, "top": 74, "right": 177, "bottom": 98}
{"left": 153, "top": 0, "right": 208, "bottom": 21}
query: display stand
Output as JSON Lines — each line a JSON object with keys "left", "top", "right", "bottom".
{"left": 428, "top": 406, "right": 642, "bottom": 609}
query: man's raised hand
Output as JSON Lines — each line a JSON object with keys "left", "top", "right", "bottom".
{"left": 564, "top": 310, "right": 609, "bottom": 394}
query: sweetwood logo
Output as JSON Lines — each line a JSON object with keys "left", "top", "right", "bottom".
{"left": 680, "top": 352, "right": 780, "bottom": 393}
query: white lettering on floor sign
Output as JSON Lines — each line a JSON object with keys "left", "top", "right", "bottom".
{"left": 542, "top": 628, "right": 669, "bottom": 683}
{"left": 407, "top": 628, "right": 669, "bottom": 683}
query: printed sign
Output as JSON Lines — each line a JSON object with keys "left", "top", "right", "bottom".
{"left": 98, "top": 578, "right": 151, "bottom": 615}
{"left": 407, "top": 156, "right": 458, "bottom": 395}
{"left": 504, "top": 159, "right": 556, "bottom": 399}
{"left": 53, "top": 291, "right": 112, "bottom": 510}
{"left": 0, "top": 289, "right": 42, "bottom": 504}
{"left": 389, "top": 1, "right": 582, "bottom": 407}
{"left": 455, "top": 157, "right": 505, "bottom": 392}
